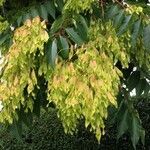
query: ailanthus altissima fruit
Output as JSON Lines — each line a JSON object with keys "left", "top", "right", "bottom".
{"left": 48, "top": 45, "right": 122, "bottom": 140}
{"left": 0, "top": 0, "right": 150, "bottom": 148}
{"left": 0, "top": 17, "right": 49, "bottom": 123}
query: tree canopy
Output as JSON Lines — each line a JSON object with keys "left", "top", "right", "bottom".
{"left": 0, "top": 0, "right": 150, "bottom": 149}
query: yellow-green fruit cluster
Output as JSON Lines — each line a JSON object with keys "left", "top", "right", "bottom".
{"left": 0, "top": 17, "right": 49, "bottom": 123}
{"left": 64, "top": 0, "right": 95, "bottom": 13}
{"left": 48, "top": 46, "right": 122, "bottom": 141}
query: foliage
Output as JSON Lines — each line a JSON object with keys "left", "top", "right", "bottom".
{"left": 0, "top": 16, "right": 8, "bottom": 33}
{"left": 0, "top": 17, "right": 49, "bottom": 123}
{"left": 49, "top": 44, "right": 121, "bottom": 140}
{"left": 128, "top": 1, "right": 150, "bottom": 16}
{"left": 0, "top": 0, "right": 5, "bottom": 6}
{"left": 0, "top": 0, "right": 150, "bottom": 149}
{"left": 0, "top": 105, "right": 150, "bottom": 150}
{"left": 0, "top": 109, "right": 75, "bottom": 150}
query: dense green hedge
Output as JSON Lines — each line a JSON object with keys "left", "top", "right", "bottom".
{"left": 0, "top": 108, "right": 99, "bottom": 150}
{"left": 0, "top": 102, "right": 150, "bottom": 150}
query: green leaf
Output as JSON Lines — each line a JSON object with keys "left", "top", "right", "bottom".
{"left": 22, "top": 13, "right": 31, "bottom": 23}
{"left": 17, "top": 16, "right": 23, "bottom": 26}
{"left": 127, "top": 71, "right": 140, "bottom": 91}
{"left": 75, "top": 15, "right": 88, "bottom": 41}
{"left": 30, "top": 8, "right": 39, "bottom": 18}
{"left": 56, "top": 0, "right": 64, "bottom": 12}
{"left": 130, "top": 114, "right": 145, "bottom": 149}
{"left": 131, "top": 19, "right": 141, "bottom": 48}
{"left": 118, "top": 15, "right": 132, "bottom": 35}
{"left": 47, "top": 39, "right": 58, "bottom": 68}
{"left": 116, "top": 102, "right": 145, "bottom": 149}
{"left": 107, "top": 5, "right": 119, "bottom": 19}
{"left": 50, "top": 16, "right": 63, "bottom": 33}
{"left": 76, "top": 23, "right": 88, "bottom": 42}
{"left": 113, "top": 10, "right": 124, "bottom": 28}
{"left": 76, "top": 15, "right": 88, "bottom": 32}
{"left": 0, "top": 33, "right": 9, "bottom": 45}
{"left": 143, "top": 25, "right": 150, "bottom": 52}
{"left": 44, "top": 1, "right": 56, "bottom": 19}
{"left": 40, "top": 4, "right": 48, "bottom": 20}
{"left": 66, "top": 28, "right": 84, "bottom": 45}
{"left": 117, "top": 109, "right": 129, "bottom": 139}
{"left": 58, "top": 36, "right": 69, "bottom": 59}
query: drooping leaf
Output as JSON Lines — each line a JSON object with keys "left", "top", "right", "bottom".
{"left": 143, "top": 25, "right": 150, "bottom": 52}
{"left": 17, "top": 16, "right": 23, "bottom": 26}
{"left": 47, "top": 39, "right": 58, "bottom": 68}
{"left": 113, "top": 10, "right": 124, "bottom": 28}
{"left": 107, "top": 5, "right": 120, "bottom": 19}
{"left": 22, "top": 13, "right": 31, "bottom": 23}
{"left": 56, "top": 0, "right": 64, "bottom": 12}
{"left": 116, "top": 101, "right": 145, "bottom": 149}
{"left": 117, "top": 109, "right": 129, "bottom": 139}
{"left": 40, "top": 4, "right": 48, "bottom": 20}
{"left": 58, "top": 36, "right": 69, "bottom": 59}
{"left": 75, "top": 15, "right": 88, "bottom": 41}
{"left": 117, "top": 15, "right": 132, "bottom": 35}
{"left": 76, "top": 15, "right": 88, "bottom": 32}
{"left": 131, "top": 19, "right": 141, "bottom": 48}
{"left": 65, "top": 28, "right": 84, "bottom": 45}
{"left": 75, "top": 23, "right": 88, "bottom": 42}
{"left": 44, "top": 0, "right": 56, "bottom": 19}
{"left": 0, "top": 33, "right": 9, "bottom": 45}
{"left": 50, "top": 16, "right": 64, "bottom": 33}
{"left": 30, "top": 8, "right": 39, "bottom": 18}
{"left": 130, "top": 113, "right": 145, "bottom": 149}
